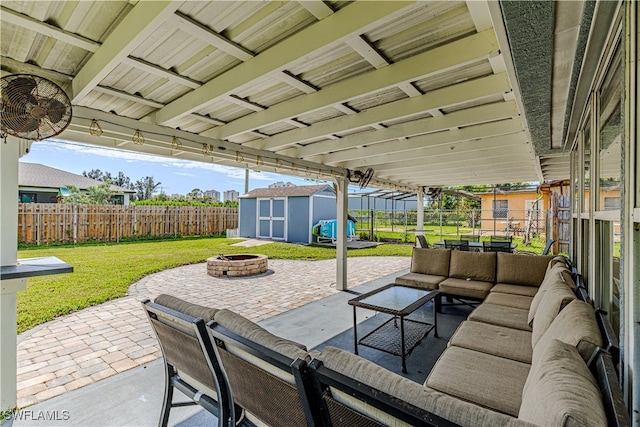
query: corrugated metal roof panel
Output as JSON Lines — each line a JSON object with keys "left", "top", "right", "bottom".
{"left": 296, "top": 106, "right": 345, "bottom": 126}
{"left": 346, "top": 87, "right": 407, "bottom": 112}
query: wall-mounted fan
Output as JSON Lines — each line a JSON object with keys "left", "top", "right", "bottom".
{"left": 1, "top": 74, "right": 72, "bottom": 141}
{"left": 347, "top": 168, "right": 374, "bottom": 189}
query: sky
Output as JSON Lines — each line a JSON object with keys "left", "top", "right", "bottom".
{"left": 20, "top": 139, "right": 326, "bottom": 196}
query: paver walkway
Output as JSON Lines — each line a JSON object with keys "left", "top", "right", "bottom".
{"left": 16, "top": 256, "right": 409, "bottom": 408}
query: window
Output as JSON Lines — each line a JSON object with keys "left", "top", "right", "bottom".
{"left": 493, "top": 200, "right": 508, "bottom": 218}
{"left": 604, "top": 197, "right": 620, "bottom": 210}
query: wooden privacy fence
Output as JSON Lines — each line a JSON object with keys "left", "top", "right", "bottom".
{"left": 18, "top": 204, "right": 238, "bottom": 245}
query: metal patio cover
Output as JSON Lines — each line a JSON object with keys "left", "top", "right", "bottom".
{"left": 0, "top": 1, "right": 579, "bottom": 189}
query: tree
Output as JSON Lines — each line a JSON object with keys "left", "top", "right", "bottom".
{"left": 83, "top": 169, "right": 106, "bottom": 181}
{"left": 63, "top": 182, "right": 115, "bottom": 204}
{"left": 187, "top": 188, "right": 203, "bottom": 199}
{"left": 135, "top": 176, "right": 161, "bottom": 200}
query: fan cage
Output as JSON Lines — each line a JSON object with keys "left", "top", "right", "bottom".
{"left": 0, "top": 74, "right": 72, "bottom": 141}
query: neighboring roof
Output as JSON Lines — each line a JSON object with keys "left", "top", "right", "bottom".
{"left": 19, "top": 163, "right": 135, "bottom": 193}
{"left": 241, "top": 184, "right": 334, "bottom": 198}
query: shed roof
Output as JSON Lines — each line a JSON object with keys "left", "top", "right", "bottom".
{"left": 242, "top": 184, "right": 333, "bottom": 198}
{"left": 19, "top": 163, "right": 135, "bottom": 194}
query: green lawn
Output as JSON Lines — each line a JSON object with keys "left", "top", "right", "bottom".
{"left": 16, "top": 237, "right": 412, "bottom": 333}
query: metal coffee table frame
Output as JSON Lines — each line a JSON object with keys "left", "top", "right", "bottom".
{"left": 348, "top": 284, "right": 439, "bottom": 373}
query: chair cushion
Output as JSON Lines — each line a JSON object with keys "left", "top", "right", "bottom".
{"left": 449, "top": 320, "right": 533, "bottom": 363}
{"left": 484, "top": 292, "right": 533, "bottom": 310}
{"left": 154, "top": 294, "right": 218, "bottom": 321}
{"left": 491, "top": 284, "right": 539, "bottom": 297}
{"left": 395, "top": 272, "right": 446, "bottom": 290}
{"left": 214, "top": 309, "right": 308, "bottom": 360}
{"left": 533, "top": 300, "right": 603, "bottom": 362}
{"left": 546, "top": 256, "right": 568, "bottom": 274}
{"left": 439, "top": 278, "right": 493, "bottom": 300}
{"left": 531, "top": 281, "right": 576, "bottom": 347}
{"left": 448, "top": 251, "right": 497, "bottom": 282}
{"left": 411, "top": 247, "right": 451, "bottom": 277}
{"left": 426, "top": 346, "right": 530, "bottom": 417}
{"left": 527, "top": 263, "right": 570, "bottom": 326}
{"left": 468, "top": 303, "right": 532, "bottom": 331}
{"left": 519, "top": 340, "right": 606, "bottom": 427}
{"left": 496, "top": 252, "right": 553, "bottom": 287}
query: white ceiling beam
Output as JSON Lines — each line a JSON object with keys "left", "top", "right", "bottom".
{"left": 121, "top": 56, "right": 201, "bottom": 89}
{"left": 336, "top": 132, "right": 528, "bottom": 169}
{"left": 211, "top": 28, "right": 500, "bottom": 141}
{"left": 384, "top": 166, "right": 537, "bottom": 185}
{"left": 372, "top": 151, "right": 532, "bottom": 174}
{"left": 167, "top": 12, "right": 254, "bottom": 61}
{"left": 272, "top": 71, "right": 317, "bottom": 94}
{"left": 326, "top": 118, "right": 524, "bottom": 165}
{"left": 65, "top": 106, "right": 345, "bottom": 177}
{"left": 226, "top": 95, "right": 265, "bottom": 112}
{"left": 257, "top": 72, "right": 510, "bottom": 153}
{"left": 297, "top": 1, "right": 334, "bottom": 20}
{"left": 92, "top": 86, "right": 165, "bottom": 108}
{"left": 192, "top": 114, "right": 226, "bottom": 126}
{"left": 428, "top": 109, "right": 444, "bottom": 117}
{"left": 397, "top": 81, "right": 422, "bottom": 97}
{"left": 466, "top": 0, "right": 493, "bottom": 32}
{"left": 153, "top": 2, "right": 417, "bottom": 125}
{"left": 345, "top": 35, "right": 389, "bottom": 69}
{"left": 0, "top": 6, "right": 100, "bottom": 52}
{"left": 333, "top": 103, "right": 358, "bottom": 115}
{"left": 294, "top": 100, "right": 518, "bottom": 158}
{"left": 283, "top": 118, "right": 309, "bottom": 128}
{"left": 71, "top": 1, "right": 182, "bottom": 103}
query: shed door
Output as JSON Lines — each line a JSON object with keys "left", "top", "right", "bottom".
{"left": 257, "top": 198, "right": 286, "bottom": 240}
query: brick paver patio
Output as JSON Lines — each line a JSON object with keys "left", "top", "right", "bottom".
{"left": 16, "top": 256, "right": 408, "bottom": 408}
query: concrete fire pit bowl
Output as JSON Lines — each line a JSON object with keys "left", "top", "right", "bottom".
{"left": 207, "top": 254, "right": 268, "bottom": 277}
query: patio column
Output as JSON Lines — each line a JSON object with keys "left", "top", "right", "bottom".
{"left": 335, "top": 176, "right": 348, "bottom": 291}
{"left": 416, "top": 186, "right": 424, "bottom": 239}
{"left": 0, "top": 138, "right": 27, "bottom": 415}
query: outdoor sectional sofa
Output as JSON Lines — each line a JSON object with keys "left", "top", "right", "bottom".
{"left": 143, "top": 251, "right": 629, "bottom": 427}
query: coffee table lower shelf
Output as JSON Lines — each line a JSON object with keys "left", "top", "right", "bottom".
{"left": 358, "top": 317, "right": 435, "bottom": 358}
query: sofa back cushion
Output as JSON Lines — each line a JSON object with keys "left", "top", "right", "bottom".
{"left": 531, "top": 280, "right": 576, "bottom": 347}
{"left": 496, "top": 253, "right": 553, "bottom": 287}
{"left": 527, "top": 263, "right": 570, "bottom": 326}
{"left": 448, "top": 251, "right": 496, "bottom": 283}
{"left": 410, "top": 248, "right": 451, "bottom": 277}
{"left": 533, "top": 300, "right": 603, "bottom": 362}
{"left": 519, "top": 339, "right": 606, "bottom": 427}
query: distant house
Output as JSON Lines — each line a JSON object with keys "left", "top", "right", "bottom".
{"left": 239, "top": 184, "right": 336, "bottom": 244}
{"left": 18, "top": 162, "right": 135, "bottom": 205}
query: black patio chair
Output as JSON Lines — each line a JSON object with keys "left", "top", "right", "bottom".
{"left": 490, "top": 235, "right": 513, "bottom": 243}
{"left": 416, "top": 235, "right": 429, "bottom": 248}
{"left": 207, "top": 310, "right": 321, "bottom": 427}
{"left": 482, "top": 241, "right": 512, "bottom": 253}
{"left": 542, "top": 239, "right": 555, "bottom": 255}
{"left": 142, "top": 295, "right": 235, "bottom": 427}
{"left": 444, "top": 240, "right": 469, "bottom": 251}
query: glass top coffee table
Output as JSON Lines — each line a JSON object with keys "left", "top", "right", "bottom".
{"left": 348, "top": 284, "right": 439, "bottom": 373}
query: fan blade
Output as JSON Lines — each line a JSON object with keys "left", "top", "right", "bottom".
{"left": 42, "top": 98, "right": 66, "bottom": 124}
{"left": 3, "top": 78, "right": 37, "bottom": 105}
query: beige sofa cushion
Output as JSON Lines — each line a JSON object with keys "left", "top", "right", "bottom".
{"left": 519, "top": 340, "right": 606, "bottom": 427}
{"left": 449, "top": 251, "right": 497, "bottom": 282}
{"left": 214, "top": 309, "right": 308, "bottom": 359}
{"left": 449, "top": 320, "right": 533, "bottom": 363}
{"left": 484, "top": 292, "right": 533, "bottom": 310}
{"left": 411, "top": 247, "right": 451, "bottom": 277}
{"left": 496, "top": 252, "right": 553, "bottom": 287}
{"left": 468, "top": 303, "right": 532, "bottom": 331}
{"left": 439, "top": 278, "right": 493, "bottom": 300}
{"left": 490, "top": 284, "right": 538, "bottom": 297}
{"left": 155, "top": 294, "right": 218, "bottom": 321}
{"left": 534, "top": 299, "right": 603, "bottom": 362}
{"left": 426, "top": 346, "right": 530, "bottom": 417}
{"left": 527, "top": 263, "right": 570, "bottom": 325}
{"left": 531, "top": 281, "right": 576, "bottom": 347}
{"left": 395, "top": 272, "right": 446, "bottom": 290}
{"left": 546, "top": 256, "right": 567, "bottom": 274}
{"left": 317, "top": 347, "right": 534, "bottom": 427}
